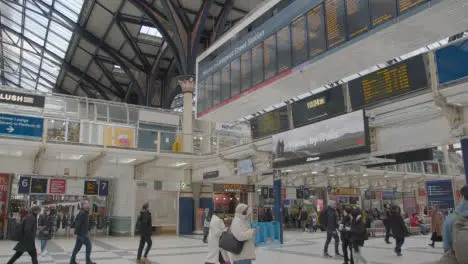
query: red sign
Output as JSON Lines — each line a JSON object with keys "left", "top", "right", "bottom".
{"left": 0, "top": 173, "right": 9, "bottom": 232}
{"left": 418, "top": 188, "right": 426, "bottom": 197}
{"left": 49, "top": 179, "right": 67, "bottom": 194}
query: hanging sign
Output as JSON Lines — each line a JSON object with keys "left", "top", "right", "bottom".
{"left": 0, "top": 90, "right": 45, "bottom": 108}
{"left": 49, "top": 179, "right": 67, "bottom": 194}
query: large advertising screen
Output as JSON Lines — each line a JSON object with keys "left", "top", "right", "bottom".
{"left": 272, "top": 110, "right": 368, "bottom": 168}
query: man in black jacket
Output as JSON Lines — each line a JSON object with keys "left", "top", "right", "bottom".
{"left": 70, "top": 200, "right": 95, "bottom": 264}
{"left": 7, "top": 206, "right": 41, "bottom": 264}
{"left": 136, "top": 202, "right": 153, "bottom": 263}
{"left": 323, "top": 201, "right": 341, "bottom": 258}
{"left": 383, "top": 204, "right": 392, "bottom": 244}
{"left": 388, "top": 205, "right": 408, "bottom": 256}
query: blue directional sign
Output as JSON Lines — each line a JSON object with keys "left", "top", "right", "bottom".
{"left": 18, "top": 176, "right": 31, "bottom": 194}
{"left": 426, "top": 179, "right": 455, "bottom": 211}
{"left": 0, "top": 113, "right": 43, "bottom": 139}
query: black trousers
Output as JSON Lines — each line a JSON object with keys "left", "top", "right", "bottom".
{"left": 384, "top": 221, "right": 391, "bottom": 242}
{"left": 324, "top": 231, "right": 340, "bottom": 254}
{"left": 7, "top": 250, "right": 38, "bottom": 264}
{"left": 342, "top": 240, "right": 352, "bottom": 263}
{"left": 137, "top": 236, "right": 152, "bottom": 260}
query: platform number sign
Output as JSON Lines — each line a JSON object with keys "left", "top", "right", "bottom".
{"left": 99, "top": 180, "right": 109, "bottom": 196}
{"left": 18, "top": 176, "right": 31, "bottom": 194}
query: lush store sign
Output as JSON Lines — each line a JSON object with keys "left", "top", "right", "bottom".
{"left": 0, "top": 90, "right": 45, "bottom": 108}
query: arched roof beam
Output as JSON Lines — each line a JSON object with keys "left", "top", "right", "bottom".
{"left": 211, "top": 0, "right": 236, "bottom": 43}
{"left": 162, "top": 58, "right": 178, "bottom": 108}
{"left": 148, "top": 40, "right": 168, "bottom": 106}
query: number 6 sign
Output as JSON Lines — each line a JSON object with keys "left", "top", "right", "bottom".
{"left": 99, "top": 180, "right": 109, "bottom": 196}
{"left": 18, "top": 176, "right": 31, "bottom": 194}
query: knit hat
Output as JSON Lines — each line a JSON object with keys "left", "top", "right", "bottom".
{"left": 30, "top": 206, "right": 41, "bottom": 213}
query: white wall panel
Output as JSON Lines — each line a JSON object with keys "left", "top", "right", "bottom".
{"left": 0, "top": 156, "right": 33, "bottom": 174}
{"left": 375, "top": 116, "right": 452, "bottom": 155}
{"left": 139, "top": 109, "right": 179, "bottom": 126}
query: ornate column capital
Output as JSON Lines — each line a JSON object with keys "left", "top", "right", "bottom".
{"left": 176, "top": 75, "right": 195, "bottom": 94}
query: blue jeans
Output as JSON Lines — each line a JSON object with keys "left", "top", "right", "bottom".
{"left": 301, "top": 220, "right": 307, "bottom": 230}
{"left": 233, "top": 260, "right": 252, "bottom": 264}
{"left": 395, "top": 237, "right": 405, "bottom": 253}
{"left": 70, "top": 235, "right": 92, "bottom": 263}
{"left": 40, "top": 240, "right": 48, "bottom": 253}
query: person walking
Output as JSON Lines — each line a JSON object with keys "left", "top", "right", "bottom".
{"left": 349, "top": 208, "right": 368, "bottom": 264}
{"left": 203, "top": 208, "right": 212, "bottom": 243}
{"left": 309, "top": 208, "right": 318, "bottom": 232}
{"left": 299, "top": 207, "right": 308, "bottom": 232}
{"left": 70, "top": 200, "right": 95, "bottom": 264}
{"left": 323, "top": 200, "right": 341, "bottom": 258}
{"left": 38, "top": 208, "right": 53, "bottom": 257}
{"left": 388, "top": 205, "right": 408, "bottom": 256}
{"left": 7, "top": 206, "right": 41, "bottom": 264}
{"left": 205, "top": 212, "right": 229, "bottom": 264}
{"left": 428, "top": 205, "right": 443, "bottom": 248}
{"left": 382, "top": 204, "right": 392, "bottom": 244}
{"left": 228, "top": 203, "right": 257, "bottom": 264}
{"left": 136, "top": 202, "right": 153, "bottom": 263}
{"left": 339, "top": 207, "right": 352, "bottom": 264}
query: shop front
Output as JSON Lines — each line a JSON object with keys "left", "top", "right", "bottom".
{"left": 211, "top": 184, "right": 254, "bottom": 225}
{"left": 8, "top": 175, "right": 111, "bottom": 239}
{"left": 328, "top": 187, "right": 362, "bottom": 208}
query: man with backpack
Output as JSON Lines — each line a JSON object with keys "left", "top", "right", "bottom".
{"left": 322, "top": 200, "right": 342, "bottom": 258}
{"left": 70, "top": 200, "right": 96, "bottom": 264}
{"left": 441, "top": 185, "right": 468, "bottom": 263}
{"left": 7, "top": 206, "right": 41, "bottom": 264}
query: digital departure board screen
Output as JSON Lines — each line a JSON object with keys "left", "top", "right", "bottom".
{"left": 349, "top": 54, "right": 429, "bottom": 109}
{"left": 197, "top": 81, "right": 205, "bottom": 113}
{"left": 212, "top": 70, "right": 221, "bottom": 106}
{"left": 399, "top": 0, "right": 427, "bottom": 14}
{"left": 264, "top": 34, "right": 277, "bottom": 80}
{"left": 251, "top": 107, "right": 290, "bottom": 139}
{"left": 292, "top": 85, "right": 346, "bottom": 128}
{"left": 277, "top": 25, "right": 291, "bottom": 73}
{"left": 346, "top": 0, "right": 370, "bottom": 39}
{"left": 325, "top": 0, "right": 347, "bottom": 48}
{"left": 307, "top": 4, "right": 327, "bottom": 58}
{"left": 240, "top": 51, "right": 251, "bottom": 92}
{"left": 252, "top": 43, "right": 264, "bottom": 86}
{"left": 369, "top": 0, "right": 397, "bottom": 27}
{"left": 231, "top": 57, "right": 241, "bottom": 96}
{"left": 291, "top": 16, "right": 308, "bottom": 65}
{"left": 221, "top": 64, "right": 230, "bottom": 101}
{"left": 205, "top": 75, "right": 213, "bottom": 109}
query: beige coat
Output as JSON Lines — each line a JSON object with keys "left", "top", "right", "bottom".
{"left": 432, "top": 211, "right": 444, "bottom": 237}
{"left": 228, "top": 204, "right": 256, "bottom": 262}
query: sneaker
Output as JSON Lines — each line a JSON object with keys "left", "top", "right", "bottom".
{"left": 396, "top": 252, "right": 402, "bottom": 257}
{"left": 324, "top": 253, "right": 333, "bottom": 258}
{"left": 428, "top": 244, "right": 435, "bottom": 248}
{"left": 143, "top": 258, "right": 150, "bottom": 263}
{"left": 335, "top": 253, "right": 343, "bottom": 258}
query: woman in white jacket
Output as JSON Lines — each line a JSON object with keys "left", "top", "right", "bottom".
{"left": 206, "top": 214, "right": 229, "bottom": 264}
{"left": 229, "top": 204, "right": 257, "bottom": 264}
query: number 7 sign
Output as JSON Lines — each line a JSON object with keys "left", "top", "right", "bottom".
{"left": 99, "top": 180, "right": 109, "bottom": 196}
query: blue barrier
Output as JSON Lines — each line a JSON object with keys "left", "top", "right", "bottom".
{"left": 251, "top": 221, "right": 281, "bottom": 247}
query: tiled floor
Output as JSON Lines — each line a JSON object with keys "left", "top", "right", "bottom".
{"left": 0, "top": 231, "right": 443, "bottom": 264}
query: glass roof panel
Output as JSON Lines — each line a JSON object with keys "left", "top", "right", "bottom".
{"left": 0, "top": 0, "right": 84, "bottom": 92}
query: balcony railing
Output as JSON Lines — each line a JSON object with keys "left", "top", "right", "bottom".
{"left": 371, "top": 161, "right": 465, "bottom": 176}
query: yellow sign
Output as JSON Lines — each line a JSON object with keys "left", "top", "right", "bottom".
{"left": 330, "top": 188, "right": 359, "bottom": 196}
{"left": 103, "top": 126, "right": 135, "bottom": 148}
{"left": 307, "top": 97, "right": 326, "bottom": 109}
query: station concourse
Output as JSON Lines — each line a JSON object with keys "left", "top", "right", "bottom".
{"left": 0, "top": 0, "right": 468, "bottom": 264}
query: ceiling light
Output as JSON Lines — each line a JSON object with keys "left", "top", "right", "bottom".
{"left": 57, "top": 154, "right": 83, "bottom": 160}
{"left": 0, "top": 149, "right": 22, "bottom": 157}
{"left": 170, "top": 162, "right": 188, "bottom": 167}
{"left": 109, "top": 157, "right": 136, "bottom": 164}
{"left": 363, "top": 174, "right": 368, "bottom": 177}
{"left": 284, "top": 169, "right": 293, "bottom": 172}
{"left": 312, "top": 171, "right": 318, "bottom": 174}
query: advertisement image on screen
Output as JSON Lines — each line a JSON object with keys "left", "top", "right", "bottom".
{"left": 272, "top": 110, "right": 368, "bottom": 168}
{"left": 238, "top": 159, "right": 254, "bottom": 175}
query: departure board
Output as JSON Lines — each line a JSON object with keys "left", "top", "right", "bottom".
{"left": 277, "top": 25, "right": 291, "bottom": 73}
{"left": 291, "top": 16, "right": 308, "bottom": 65}
{"left": 292, "top": 85, "right": 346, "bottom": 128}
{"left": 240, "top": 51, "right": 251, "bottom": 92}
{"left": 252, "top": 42, "right": 264, "bottom": 86}
{"left": 197, "top": 81, "right": 205, "bottom": 113}
{"left": 212, "top": 70, "right": 221, "bottom": 106}
{"left": 399, "top": 0, "right": 427, "bottom": 13}
{"left": 231, "top": 57, "right": 241, "bottom": 97}
{"left": 264, "top": 34, "right": 277, "bottom": 80}
{"left": 251, "top": 107, "right": 290, "bottom": 139}
{"left": 369, "top": 0, "right": 397, "bottom": 27}
{"left": 221, "top": 64, "right": 230, "bottom": 101}
{"left": 205, "top": 75, "right": 213, "bottom": 109}
{"left": 307, "top": 4, "right": 327, "bottom": 58}
{"left": 346, "top": 0, "right": 370, "bottom": 39}
{"left": 325, "top": 0, "right": 347, "bottom": 48}
{"left": 349, "top": 54, "right": 429, "bottom": 109}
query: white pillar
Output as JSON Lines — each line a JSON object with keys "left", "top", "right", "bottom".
{"left": 177, "top": 75, "right": 195, "bottom": 153}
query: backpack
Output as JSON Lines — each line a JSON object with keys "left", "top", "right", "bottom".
{"left": 319, "top": 211, "right": 328, "bottom": 228}
{"left": 452, "top": 213, "right": 468, "bottom": 263}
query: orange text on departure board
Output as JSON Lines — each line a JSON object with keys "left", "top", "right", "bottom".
{"left": 362, "top": 64, "right": 410, "bottom": 102}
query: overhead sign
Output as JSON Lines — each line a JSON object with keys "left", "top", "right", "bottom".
{"left": 30, "top": 178, "right": 48, "bottom": 194}
{"left": 0, "top": 114, "right": 44, "bottom": 139}
{"left": 272, "top": 110, "right": 369, "bottom": 168}
{"left": 18, "top": 176, "right": 31, "bottom": 194}
{"left": 292, "top": 85, "right": 346, "bottom": 128}
{"left": 203, "top": 171, "right": 219, "bottom": 180}
{"left": 213, "top": 184, "right": 255, "bottom": 193}
{"left": 349, "top": 54, "right": 429, "bottom": 109}
{"left": 0, "top": 90, "right": 45, "bottom": 108}
{"left": 436, "top": 39, "right": 468, "bottom": 85}
{"left": 84, "top": 180, "right": 98, "bottom": 195}
{"left": 250, "top": 106, "right": 290, "bottom": 139}
{"left": 426, "top": 179, "right": 455, "bottom": 211}
{"left": 49, "top": 179, "right": 67, "bottom": 194}
{"left": 98, "top": 180, "right": 109, "bottom": 196}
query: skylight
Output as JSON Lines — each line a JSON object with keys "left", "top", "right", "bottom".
{"left": 139, "top": 25, "right": 162, "bottom": 38}
{"left": 0, "top": 0, "right": 85, "bottom": 92}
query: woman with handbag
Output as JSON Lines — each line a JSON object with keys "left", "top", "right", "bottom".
{"left": 206, "top": 213, "right": 230, "bottom": 264}
{"left": 429, "top": 205, "right": 443, "bottom": 248}
{"left": 38, "top": 208, "right": 53, "bottom": 257}
{"left": 228, "top": 204, "right": 257, "bottom": 264}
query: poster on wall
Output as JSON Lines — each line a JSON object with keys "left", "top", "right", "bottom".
{"left": 49, "top": 179, "right": 66, "bottom": 194}
{"left": 0, "top": 174, "right": 9, "bottom": 234}
{"left": 426, "top": 179, "right": 455, "bottom": 211}
{"left": 103, "top": 126, "right": 135, "bottom": 148}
